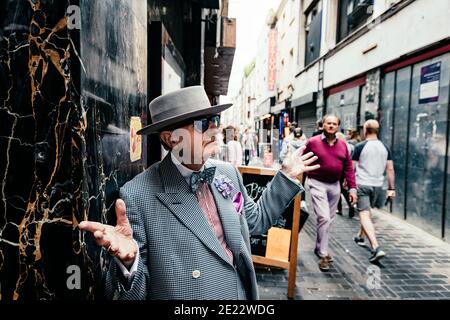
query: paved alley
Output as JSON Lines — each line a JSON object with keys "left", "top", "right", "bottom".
{"left": 257, "top": 206, "right": 450, "bottom": 300}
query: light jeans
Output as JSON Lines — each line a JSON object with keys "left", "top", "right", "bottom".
{"left": 307, "top": 178, "right": 341, "bottom": 258}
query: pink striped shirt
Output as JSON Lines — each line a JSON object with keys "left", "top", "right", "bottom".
{"left": 171, "top": 153, "right": 234, "bottom": 264}
{"left": 195, "top": 182, "right": 234, "bottom": 263}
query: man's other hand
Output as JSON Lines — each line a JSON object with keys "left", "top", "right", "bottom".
{"left": 79, "top": 199, "right": 137, "bottom": 268}
{"left": 281, "top": 145, "right": 320, "bottom": 179}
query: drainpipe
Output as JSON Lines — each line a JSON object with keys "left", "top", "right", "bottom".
{"left": 200, "top": 8, "right": 206, "bottom": 86}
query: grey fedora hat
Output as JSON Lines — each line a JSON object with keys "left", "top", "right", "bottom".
{"left": 137, "top": 86, "right": 232, "bottom": 135}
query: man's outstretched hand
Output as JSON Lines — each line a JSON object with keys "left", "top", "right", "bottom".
{"left": 79, "top": 199, "right": 137, "bottom": 268}
{"left": 281, "top": 145, "right": 320, "bottom": 179}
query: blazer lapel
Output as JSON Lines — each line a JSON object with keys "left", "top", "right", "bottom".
{"left": 207, "top": 163, "right": 242, "bottom": 262}
{"left": 156, "top": 154, "right": 233, "bottom": 265}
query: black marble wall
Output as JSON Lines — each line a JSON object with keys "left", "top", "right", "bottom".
{"left": 0, "top": 0, "right": 147, "bottom": 300}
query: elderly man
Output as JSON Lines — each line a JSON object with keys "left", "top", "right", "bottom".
{"left": 304, "top": 115, "right": 357, "bottom": 272}
{"left": 80, "top": 86, "right": 319, "bottom": 300}
{"left": 352, "top": 119, "right": 395, "bottom": 263}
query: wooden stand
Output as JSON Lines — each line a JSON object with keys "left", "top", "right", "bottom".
{"left": 238, "top": 166, "right": 302, "bottom": 299}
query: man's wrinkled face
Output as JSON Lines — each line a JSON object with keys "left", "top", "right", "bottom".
{"left": 169, "top": 116, "right": 220, "bottom": 165}
{"left": 323, "top": 116, "right": 340, "bottom": 136}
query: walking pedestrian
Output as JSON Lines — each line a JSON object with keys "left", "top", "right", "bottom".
{"left": 346, "top": 128, "right": 361, "bottom": 154}
{"left": 280, "top": 128, "right": 306, "bottom": 162}
{"left": 312, "top": 119, "right": 323, "bottom": 137}
{"left": 304, "top": 115, "right": 357, "bottom": 271}
{"left": 284, "top": 122, "right": 298, "bottom": 142}
{"left": 352, "top": 119, "right": 395, "bottom": 263}
{"left": 227, "top": 127, "right": 243, "bottom": 167}
{"left": 242, "top": 128, "right": 255, "bottom": 166}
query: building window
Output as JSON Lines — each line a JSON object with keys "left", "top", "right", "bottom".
{"left": 326, "top": 85, "right": 362, "bottom": 130}
{"left": 337, "top": 0, "right": 374, "bottom": 42}
{"left": 305, "top": 1, "right": 322, "bottom": 66}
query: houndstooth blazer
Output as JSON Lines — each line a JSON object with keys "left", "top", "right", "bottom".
{"left": 104, "top": 153, "right": 304, "bottom": 300}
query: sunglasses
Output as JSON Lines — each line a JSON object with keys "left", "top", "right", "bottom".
{"left": 167, "top": 114, "right": 221, "bottom": 133}
{"left": 192, "top": 114, "right": 221, "bottom": 133}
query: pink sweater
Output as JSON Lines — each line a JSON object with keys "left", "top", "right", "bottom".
{"left": 304, "top": 135, "right": 356, "bottom": 189}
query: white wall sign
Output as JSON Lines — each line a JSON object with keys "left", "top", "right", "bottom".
{"left": 419, "top": 62, "right": 441, "bottom": 104}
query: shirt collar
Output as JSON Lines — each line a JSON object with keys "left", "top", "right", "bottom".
{"left": 170, "top": 152, "right": 205, "bottom": 184}
{"left": 321, "top": 132, "right": 337, "bottom": 146}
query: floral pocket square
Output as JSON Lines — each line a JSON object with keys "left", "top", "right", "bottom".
{"left": 213, "top": 175, "right": 243, "bottom": 215}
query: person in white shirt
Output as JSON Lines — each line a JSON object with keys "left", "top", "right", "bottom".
{"left": 352, "top": 120, "right": 396, "bottom": 263}
{"left": 280, "top": 128, "right": 306, "bottom": 162}
{"left": 242, "top": 128, "right": 255, "bottom": 165}
{"left": 227, "top": 127, "right": 243, "bottom": 167}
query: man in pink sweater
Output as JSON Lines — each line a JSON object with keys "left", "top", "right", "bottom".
{"left": 304, "top": 115, "right": 357, "bottom": 271}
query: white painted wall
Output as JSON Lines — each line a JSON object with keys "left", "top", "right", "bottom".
{"left": 243, "top": 69, "right": 257, "bottom": 128}
{"left": 292, "top": 63, "right": 320, "bottom": 99}
{"left": 223, "top": 82, "right": 244, "bottom": 127}
{"left": 324, "top": 0, "right": 450, "bottom": 87}
{"left": 255, "top": 22, "right": 272, "bottom": 107}
{"left": 276, "top": 0, "right": 301, "bottom": 102}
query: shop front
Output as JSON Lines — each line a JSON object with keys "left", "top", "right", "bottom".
{"left": 380, "top": 45, "right": 450, "bottom": 239}
{"left": 292, "top": 92, "right": 318, "bottom": 138}
{"left": 323, "top": 43, "right": 450, "bottom": 240}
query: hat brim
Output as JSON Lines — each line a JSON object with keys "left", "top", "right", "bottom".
{"left": 137, "top": 103, "right": 232, "bottom": 135}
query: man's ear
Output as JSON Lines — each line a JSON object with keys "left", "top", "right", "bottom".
{"left": 160, "top": 131, "right": 174, "bottom": 149}
{"left": 160, "top": 131, "right": 184, "bottom": 149}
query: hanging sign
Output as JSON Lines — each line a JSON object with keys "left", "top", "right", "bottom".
{"left": 268, "top": 29, "right": 277, "bottom": 91}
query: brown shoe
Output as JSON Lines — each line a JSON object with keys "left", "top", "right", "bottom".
{"left": 318, "top": 257, "right": 330, "bottom": 272}
{"left": 314, "top": 249, "right": 334, "bottom": 263}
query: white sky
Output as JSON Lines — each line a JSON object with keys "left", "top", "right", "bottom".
{"left": 223, "top": 0, "right": 281, "bottom": 102}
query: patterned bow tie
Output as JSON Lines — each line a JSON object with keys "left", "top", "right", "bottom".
{"left": 190, "top": 167, "right": 216, "bottom": 193}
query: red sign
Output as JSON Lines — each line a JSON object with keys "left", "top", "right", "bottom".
{"left": 268, "top": 29, "right": 277, "bottom": 91}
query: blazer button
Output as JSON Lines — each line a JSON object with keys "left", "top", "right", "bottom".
{"left": 192, "top": 270, "right": 201, "bottom": 279}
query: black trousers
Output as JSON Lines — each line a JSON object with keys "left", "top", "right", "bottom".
{"left": 244, "top": 150, "right": 251, "bottom": 166}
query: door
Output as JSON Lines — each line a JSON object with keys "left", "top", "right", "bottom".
{"left": 391, "top": 67, "right": 412, "bottom": 220}
{"left": 296, "top": 103, "right": 317, "bottom": 138}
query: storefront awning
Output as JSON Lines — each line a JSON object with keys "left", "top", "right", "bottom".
{"left": 292, "top": 92, "right": 317, "bottom": 107}
{"left": 204, "top": 17, "right": 236, "bottom": 97}
{"left": 271, "top": 102, "right": 286, "bottom": 115}
{"left": 255, "top": 99, "right": 271, "bottom": 118}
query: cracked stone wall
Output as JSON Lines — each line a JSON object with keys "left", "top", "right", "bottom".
{"left": 0, "top": 0, "right": 147, "bottom": 300}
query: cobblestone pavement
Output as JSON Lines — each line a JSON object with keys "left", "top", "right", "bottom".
{"left": 256, "top": 203, "right": 450, "bottom": 300}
